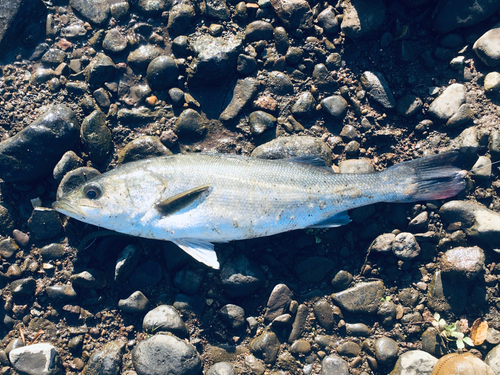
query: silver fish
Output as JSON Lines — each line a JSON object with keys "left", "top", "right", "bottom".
{"left": 52, "top": 151, "right": 466, "bottom": 269}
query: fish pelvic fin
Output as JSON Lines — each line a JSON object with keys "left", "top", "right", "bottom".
{"left": 172, "top": 238, "right": 220, "bottom": 269}
{"left": 308, "top": 211, "right": 351, "bottom": 228}
{"left": 388, "top": 151, "right": 466, "bottom": 202}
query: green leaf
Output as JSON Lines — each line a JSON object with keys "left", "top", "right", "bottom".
{"left": 456, "top": 339, "right": 464, "bottom": 350}
{"left": 463, "top": 337, "right": 474, "bottom": 347}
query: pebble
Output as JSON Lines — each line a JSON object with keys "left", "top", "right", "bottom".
{"left": 147, "top": 56, "right": 178, "bottom": 91}
{"left": 374, "top": 337, "right": 398, "bottom": 365}
{"left": 252, "top": 135, "right": 332, "bottom": 166}
{"left": 129, "top": 260, "right": 162, "bottom": 289}
{"left": 427, "top": 271, "right": 466, "bottom": 313}
{"left": 41, "top": 48, "right": 66, "bottom": 67}
{"left": 292, "top": 91, "right": 316, "bottom": 118}
{"left": 70, "top": 0, "right": 109, "bottom": 25}
{"left": 143, "top": 305, "right": 188, "bottom": 337}
{"left": 219, "top": 304, "right": 245, "bottom": 331}
{"left": 0, "top": 238, "right": 18, "bottom": 259}
{"left": 85, "top": 53, "right": 117, "bottom": 88}
{"left": 219, "top": 77, "right": 259, "bottom": 122}
{"left": 473, "top": 26, "right": 500, "bottom": 67}
{"left": 317, "top": 6, "right": 339, "bottom": 35}
{"left": 321, "top": 95, "right": 348, "bottom": 120}
{"left": 205, "top": 0, "right": 230, "bottom": 20}
{"left": 341, "top": 0, "right": 385, "bottom": 39}
{"left": 313, "top": 300, "right": 335, "bottom": 330}
{"left": 9, "top": 343, "right": 62, "bottom": 375}
{"left": 70, "top": 269, "right": 107, "bottom": 289}
{"left": 332, "top": 281, "right": 385, "bottom": 314}
{"left": 110, "top": 2, "right": 129, "bottom": 18}
{"left": 331, "top": 270, "right": 353, "bottom": 290}
{"left": 489, "top": 130, "right": 500, "bottom": 158}
{"left": 167, "top": 4, "right": 196, "bottom": 35}
{"left": 117, "top": 136, "right": 172, "bottom": 164}
{"left": 56, "top": 167, "right": 101, "bottom": 199}
{"left": 274, "top": 27, "right": 289, "bottom": 54}
{"left": 440, "top": 200, "right": 500, "bottom": 249}
{"left": 237, "top": 54, "right": 257, "bottom": 75}
{"left": 433, "top": 352, "right": 494, "bottom": 375}
{"left": 485, "top": 343, "right": 500, "bottom": 373}
{"left": 127, "top": 45, "right": 164, "bottom": 69}
{"left": 267, "top": 71, "right": 294, "bottom": 96}
{"left": 264, "top": 283, "right": 293, "bottom": 322}
{"left": 421, "top": 327, "right": 446, "bottom": 357}
{"left": 428, "top": 83, "right": 466, "bottom": 121}
{"left": 270, "top": 0, "right": 312, "bottom": 29}
{"left": 220, "top": 254, "right": 265, "bottom": 298}
{"left": 81, "top": 110, "right": 112, "bottom": 164}
{"left": 0, "top": 104, "right": 79, "bottom": 182}
{"left": 440, "top": 246, "right": 485, "bottom": 280}
{"left": 244, "top": 354, "right": 266, "bottom": 375}
{"left": 206, "top": 362, "right": 236, "bottom": 375}
{"left": 249, "top": 330, "right": 280, "bottom": 364}
{"left": 377, "top": 301, "right": 397, "bottom": 327}
{"left": 173, "top": 267, "right": 204, "bottom": 295}
{"left": 102, "top": 28, "right": 128, "bottom": 53}
{"left": 337, "top": 341, "right": 360, "bottom": 357}
{"left": 10, "top": 278, "right": 36, "bottom": 297}
{"left": 321, "top": 355, "right": 349, "bottom": 375}
{"left": 345, "top": 323, "right": 371, "bottom": 337}
{"left": 470, "top": 155, "right": 492, "bottom": 179}
{"left": 0, "top": 206, "right": 15, "bottom": 236}
{"left": 118, "top": 291, "right": 149, "bottom": 313}
{"left": 446, "top": 103, "right": 473, "bottom": 128}
{"left": 83, "top": 340, "right": 124, "bottom": 375}
{"left": 245, "top": 21, "right": 274, "bottom": 42}
{"left": 288, "top": 304, "right": 308, "bottom": 343}
{"left": 484, "top": 71, "right": 500, "bottom": 92}
{"left": 53, "top": 151, "right": 83, "bottom": 182}
{"left": 453, "top": 126, "right": 479, "bottom": 156}
{"left": 392, "top": 232, "right": 421, "bottom": 260}
{"left": 46, "top": 284, "right": 78, "bottom": 302}
{"left": 249, "top": 111, "right": 276, "bottom": 134}
{"left": 389, "top": 350, "right": 437, "bottom": 375}
{"left": 290, "top": 339, "right": 311, "bottom": 354}
{"left": 131, "top": 0, "right": 168, "bottom": 16}
{"left": 396, "top": 94, "right": 422, "bottom": 117}
{"left": 132, "top": 334, "right": 202, "bottom": 375}
{"left": 360, "top": 71, "right": 395, "bottom": 109}
{"left": 408, "top": 211, "right": 429, "bottom": 232}
{"left": 27, "top": 208, "right": 62, "bottom": 241}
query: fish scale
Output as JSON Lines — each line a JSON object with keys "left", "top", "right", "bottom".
{"left": 53, "top": 151, "right": 466, "bottom": 269}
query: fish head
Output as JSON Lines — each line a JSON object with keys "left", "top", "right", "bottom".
{"left": 52, "top": 169, "right": 159, "bottom": 232}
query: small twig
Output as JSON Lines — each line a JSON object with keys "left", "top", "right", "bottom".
{"left": 19, "top": 327, "right": 25, "bottom": 345}
{"left": 29, "top": 329, "right": 44, "bottom": 345}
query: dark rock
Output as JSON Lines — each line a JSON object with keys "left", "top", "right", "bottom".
{"left": 360, "top": 71, "right": 395, "bottom": 109}
{"left": 205, "top": 0, "right": 230, "bottom": 20}
{"left": 294, "top": 257, "right": 335, "bottom": 283}
{"left": 396, "top": 94, "right": 422, "bottom": 117}
{"left": 331, "top": 270, "right": 353, "bottom": 291}
{"left": 337, "top": 341, "right": 360, "bottom": 357}
{"left": 169, "top": 88, "right": 185, "bottom": 106}
{"left": 267, "top": 71, "right": 293, "bottom": 95}
{"left": 345, "top": 323, "right": 371, "bottom": 336}
{"left": 374, "top": 337, "right": 398, "bottom": 365}
{"left": 172, "top": 35, "right": 189, "bottom": 57}
{"left": 264, "top": 283, "right": 293, "bottom": 322}
{"left": 174, "top": 109, "right": 207, "bottom": 139}
{"left": 41, "top": 243, "right": 65, "bottom": 260}
{"left": 236, "top": 54, "right": 257, "bottom": 75}
{"left": 85, "top": 53, "right": 117, "bottom": 88}
{"left": 249, "top": 330, "right": 280, "bottom": 364}
{"left": 245, "top": 21, "right": 274, "bottom": 42}
{"left": 173, "top": 268, "right": 204, "bottom": 295}
{"left": 9, "top": 343, "right": 62, "bottom": 375}
{"left": 332, "top": 280, "right": 384, "bottom": 314}
{"left": 248, "top": 111, "right": 276, "bottom": 134}
{"left": 129, "top": 261, "right": 162, "bottom": 289}
{"left": 377, "top": 301, "right": 397, "bottom": 327}
{"left": 274, "top": 26, "right": 289, "bottom": 54}
{"left": 71, "top": 269, "right": 107, "bottom": 289}
{"left": 270, "top": 0, "right": 312, "bottom": 30}
{"left": 427, "top": 271, "right": 467, "bottom": 313}
{"left": 46, "top": 284, "right": 78, "bottom": 302}
{"left": 0, "top": 104, "right": 79, "bottom": 182}
{"left": 117, "top": 136, "right": 172, "bottom": 164}
{"left": 220, "top": 254, "right": 265, "bottom": 298}
{"left": 147, "top": 56, "right": 178, "bottom": 91}
{"left": 341, "top": 0, "right": 385, "bottom": 39}
{"left": 167, "top": 4, "right": 196, "bottom": 35}
{"left": 313, "top": 300, "right": 335, "bottom": 330}
{"left": 81, "top": 110, "right": 112, "bottom": 164}
{"left": 434, "top": 0, "right": 500, "bottom": 34}
{"left": 102, "top": 28, "right": 128, "bottom": 53}
{"left": 70, "top": 0, "right": 110, "bottom": 25}
{"left": 10, "top": 277, "right": 36, "bottom": 297}
{"left": 321, "top": 95, "right": 348, "bottom": 120}
{"left": 127, "top": 45, "right": 164, "bottom": 69}
{"left": 219, "top": 77, "right": 259, "bottom": 122}
{"left": 219, "top": 304, "right": 246, "bottom": 331}
{"left": 0, "top": 204, "right": 15, "bottom": 236}
{"left": 317, "top": 6, "right": 339, "bottom": 34}
{"left": 132, "top": 334, "right": 202, "bottom": 375}
{"left": 440, "top": 246, "right": 485, "bottom": 280}
{"left": 53, "top": 151, "right": 83, "bottom": 183}
{"left": 115, "top": 245, "right": 142, "bottom": 283}
{"left": 251, "top": 135, "right": 332, "bottom": 166}
{"left": 118, "top": 291, "right": 149, "bottom": 313}
{"left": 56, "top": 167, "right": 101, "bottom": 199}
{"left": 83, "top": 340, "right": 124, "bottom": 375}
{"left": 27, "top": 208, "right": 62, "bottom": 241}
{"left": 288, "top": 304, "right": 308, "bottom": 343}
{"left": 421, "top": 327, "right": 446, "bottom": 357}
{"left": 143, "top": 305, "right": 188, "bottom": 337}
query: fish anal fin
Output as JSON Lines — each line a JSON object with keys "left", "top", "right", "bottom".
{"left": 308, "top": 211, "right": 351, "bottom": 228}
{"left": 156, "top": 185, "right": 210, "bottom": 216}
{"left": 172, "top": 238, "right": 220, "bottom": 269}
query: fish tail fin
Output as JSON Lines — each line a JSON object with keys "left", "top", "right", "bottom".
{"left": 387, "top": 151, "right": 466, "bottom": 202}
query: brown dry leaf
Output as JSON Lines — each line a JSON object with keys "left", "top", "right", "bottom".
{"left": 470, "top": 318, "right": 488, "bottom": 345}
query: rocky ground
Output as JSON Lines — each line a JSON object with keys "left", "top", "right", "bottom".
{"left": 0, "top": 0, "right": 499, "bottom": 374}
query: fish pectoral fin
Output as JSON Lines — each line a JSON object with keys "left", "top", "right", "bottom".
{"left": 155, "top": 185, "right": 211, "bottom": 216}
{"left": 307, "top": 211, "right": 351, "bottom": 228}
{"left": 172, "top": 238, "right": 220, "bottom": 269}
{"left": 286, "top": 155, "right": 333, "bottom": 171}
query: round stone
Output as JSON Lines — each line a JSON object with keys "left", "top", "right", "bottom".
{"left": 143, "top": 305, "right": 188, "bottom": 337}
{"left": 392, "top": 232, "right": 421, "bottom": 260}
{"left": 147, "top": 55, "right": 178, "bottom": 90}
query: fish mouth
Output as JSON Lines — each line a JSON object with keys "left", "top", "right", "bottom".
{"left": 52, "top": 199, "right": 84, "bottom": 217}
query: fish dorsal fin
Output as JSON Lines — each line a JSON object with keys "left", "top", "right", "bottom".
{"left": 155, "top": 185, "right": 211, "bottom": 215}
{"left": 286, "top": 155, "right": 333, "bottom": 172}
{"left": 172, "top": 238, "right": 220, "bottom": 269}
{"left": 307, "top": 211, "right": 351, "bottom": 228}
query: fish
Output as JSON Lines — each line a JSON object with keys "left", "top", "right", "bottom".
{"left": 52, "top": 151, "right": 466, "bottom": 269}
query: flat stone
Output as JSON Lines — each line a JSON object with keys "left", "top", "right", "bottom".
{"left": 118, "top": 291, "right": 149, "bottom": 313}
{"left": 345, "top": 323, "right": 371, "bottom": 336}
{"left": 264, "top": 283, "right": 293, "bottom": 322}
{"left": 70, "top": 269, "right": 107, "bottom": 289}
{"left": 332, "top": 280, "right": 385, "bottom": 314}
{"left": 245, "top": 21, "right": 274, "bottom": 42}
{"left": 428, "top": 83, "right": 466, "bottom": 121}
{"left": 440, "top": 246, "right": 485, "bottom": 280}
{"left": 70, "top": 0, "right": 109, "bottom": 25}
{"left": 473, "top": 25, "right": 500, "bottom": 67}
{"left": 127, "top": 45, "right": 164, "bottom": 69}
{"left": 9, "top": 343, "right": 62, "bottom": 375}
{"left": 392, "top": 232, "right": 421, "bottom": 260}
{"left": 143, "top": 305, "right": 188, "bottom": 337}
{"left": 219, "top": 77, "right": 259, "bottom": 122}
{"left": 174, "top": 109, "right": 207, "bottom": 139}
{"left": 360, "top": 71, "right": 395, "bottom": 109}
{"left": 46, "top": 284, "right": 77, "bottom": 302}
{"left": 389, "top": 350, "right": 437, "bottom": 375}
{"left": 103, "top": 28, "right": 128, "bottom": 53}
{"left": 270, "top": 0, "right": 312, "bottom": 30}
{"left": 321, "top": 355, "right": 348, "bottom": 375}
{"left": 313, "top": 300, "right": 335, "bottom": 330}
{"left": 249, "top": 330, "right": 280, "bottom": 364}
{"left": 337, "top": 341, "right": 360, "bottom": 357}
{"left": 10, "top": 277, "right": 36, "bottom": 297}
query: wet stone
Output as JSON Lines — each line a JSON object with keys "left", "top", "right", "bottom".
{"left": 206, "top": 362, "right": 235, "bottom": 375}
{"left": 245, "top": 21, "right": 273, "bottom": 42}
{"left": 110, "top": 2, "right": 129, "bottom": 18}
{"left": 288, "top": 304, "right": 308, "bottom": 343}
{"left": 81, "top": 110, "right": 112, "bottom": 164}
{"left": 93, "top": 88, "right": 111, "bottom": 109}
{"left": 331, "top": 270, "right": 353, "bottom": 290}
{"left": 237, "top": 54, "right": 257, "bottom": 75}
{"left": 317, "top": 6, "right": 339, "bottom": 35}
{"left": 102, "top": 28, "right": 128, "bottom": 53}
{"left": 117, "top": 135, "right": 172, "bottom": 164}
{"left": 147, "top": 56, "right": 178, "bottom": 91}
{"left": 291, "top": 91, "right": 316, "bottom": 118}
{"left": 290, "top": 339, "right": 311, "bottom": 354}
{"left": 70, "top": 0, "right": 109, "bottom": 25}
{"left": 173, "top": 268, "right": 204, "bottom": 295}
{"left": 341, "top": 0, "right": 385, "bottom": 40}
{"left": 41, "top": 48, "right": 66, "bottom": 68}
{"left": 345, "top": 323, "right": 371, "bottom": 337}
{"left": 374, "top": 337, "right": 398, "bottom": 365}
{"left": 85, "top": 53, "right": 117, "bottom": 88}
{"left": 53, "top": 151, "right": 83, "bottom": 182}
{"left": 205, "top": 0, "right": 230, "bottom": 20}
{"left": 264, "top": 283, "right": 293, "bottom": 322}
{"left": 249, "top": 111, "right": 276, "bottom": 134}
{"left": 377, "top": 301, "right": 397, "bottom": 327}
{"left": 421, "top": 327, "right": 446, "bottom": 357}
{"left": 360, "top": 71, "right": 395, "bottom": 109}
{"left": 428, "top": 83, "right": 466, "bottom": 121}
{"left": 118, "top": 291, "right": 149, "bottom": 313}
{"left": 9, "top": 343, "right": 62, "bottom": 375}
{"left": 294, "top": 257, "right": 335, "bottom": 283}
{"left": 409, "top": 211, "right": 428, "bottom": 232}
{"left": 27, "top": 208, "right": 62, "bottom": 241}
{"left": 40, "top": 243, "right": 65, "bottom": 260}
{"left": 332, "top": 280, "right": 385, "bottom": 314}
{"left": 30, "top": 68, "right": 56, "bottom": 84}
{"left": 220, "top": 254, "right": 265, "bottom": 298}
{"left": 390, "top": 350, "right": 437, "bottom": 375}
{"left": 169, "top": 88, "right": 185, "bottom": 106}
{"left": 131, "top": 0, "right": 167, "bottom": 16}
{"left": 219, "top": 77, "right": 259, "bottom": 122}
{"left": 46, "top": 284, "right": 77, "bottom": 302}
{"left": 267, "top": 71, "right": 293, "bottom": 95}
{"left": 83, "top": 340, "right": 124, "bottom": 375}
{"left": 167, "top": 4, "right": 196, "bottom": 35}
{"left": 10, "top": 277, "right": 36, "bottom": 297}
{"left": 270, "top": 0, "right": 312, "bottom": 30}
{"left": 474, "top": 26, "right": 500, "bottom": 67}
{"left": 340, "top": 125, "right": 359, "bottom": 141}
{"left": 274, "top": 26, "right": 289, "bottom": 54}
{"left": 127, "top": 45, "right": 164, "bottom": 69}
{"left": 219, "top": 304, "right": 246, "bottom": 331}
{"left": 249, "top": 330, "right": 280, "bottom": 364}
{"left": 132, "top": 334, "right": 202, "bottom": 375}
{"left": 56, "top": 167, "right": 101, "bottom": 199}
{"left": 321, "top": 355, "right": 348, "bottom": 375}
{"left": 0, "top": 104, "right": 79, "bottom": 182}
{"left": 70, "top": 269, "right": 107, "bottom": 289}
{"left": 313, "top": 300, "right": 335, "bottom": 330}
{"left": 129, "top": 261, "right": 162, "bottom": 289}
{"left": 398, "top": 288, "right": 419, "bottom": 307}
{"left": 143, "top": 305, "right": 188, "bottom": 337}
{"left": 337, "top": 341, "right": 360, "bottom": 357}
{"left": 0, "top": 238, "right": 18, "bottom": 258}
{"left": 440, "top": 246, "right": 485, "bottom": 280}
{"left": 286, "top": 47, "right": 303, "bottom": 65}
{"left": 174, "top": 109, "right": 207, "bottom": 139}
{"left": 392, "top": 232, "right": 420, "bottom": 260}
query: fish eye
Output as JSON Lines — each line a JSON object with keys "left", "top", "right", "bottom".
{"left": 83, "top": 184, "right": 102, "bottom": 200}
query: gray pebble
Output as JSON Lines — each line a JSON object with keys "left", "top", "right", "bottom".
{"left": 118, "top": 291, "right": 149, "bottom": 313}
{"left": 127, "top": 45, "right": 164, "bottom": 69}
{"left": 206, "top": 362, "right": 235, "bottom": 375}
{"left": 421, "top": 327, "right": 446, "bottom": 357}
{"left": 453, "top": 126, "right": 479, "bottom": 156}
{"left": 446, "top": 103, "right": 473, "bottom": 128}
{"left": 474, "top": 26, "right": 500, "bottom": 67}
{"left": 70, "top": 269, "right": 107, "bottom": 289}
{"left": 10, "top": 277, "right": 36, "bottom": 297}
{"left": 237, "top": 54, "right": 257, "bottom": 75}
{"left": 0, "top": 238, "right": 18, "bottom": 259}
{"left": 220, "top": 254, "right": 265, "bottom": 298}
{"left": 285, "top": 47, "right": 303, "bottom": 65}
{"left": 143, "top": 305, "right": 188, "bottom": 337}
{"left": 264, "top": 283, "right": 293, "bottom": 322}
{"left": 83, "top": 340, "right": 124, "bottom": 375}
{"left": 270, "top": 0, "right": 312, "bottom": 29}
{"left": 274, "top": 26, "right": 289, "bottom": 54}
{"left": 245, "top": 21, "right": 273, "bottom": 42}
{"left": 288, "top": 304, "right": 308, "bottom": 343}
{"left": 331, "top": 270, "right": 353, "bottom": 290}
{"left": 174, "top": 109, "right": 207, "bottom": 139}
{"left": 290, "top": 339, "right": 311, "bottom": 354}
{"left": 132, "top": 334, "right": 201, "bottom": 375}
{"left": 340, "top": 125, "right": 360, "bottom": 141}
{"left": 485, "top": 343, "right": 500, "bottom": 374}
{"left": 291, "top": 91, "right": 316, "bottom": 118}
{"left": 131, "top": 0, "right": 168, "bottom": 16}
{"left": 30, "top": 68, "right": 56, "bottom": 85}
{"left": 321, "top": 355, "right": 348, "bottom": 375}
{"left": 332, "top": 281, "right": 384, "bottom": 314}
{"left": 360, "top": 71, "right": 395, "bottom": 109}
{"left": 470, "top": 155, "right": 492, "bottom": 179}
{"left": 377, "top": 300, "right": 397, "bottom": 327}
{"left": 9, "top": 343, "right": 62, "bottom": 375}
{"left": 46, "top": 284, "right": 78, "bottom": 302}
{"left": 392, "top": 232, "right": 421, "bottom": 260}
{"left": 374, "top": 337, "right": 398, "bottom": 364}
{"left": 85, "top": 53, "right": 117, "bottom": 88}
{"left": 27, "top": 208, "right": 61, "bottom": 241}
{"left": 337, "top": 341, "right": 360, "bottom": 357}
{"left": 249, "top": 330, "right": 280, "bottom": 364}
{"left": 219, "top": 304, "right": 246, "bottom": 331}
{"left": 93, "top": 88, "right": 111, "bottom": 109}
{"left": 249, "top": 111, "right": 276, "bottom": 135}
{"left": 103, "top": 28, "right": 128, "bottom": 53}
{"left": 267, "top": 71, "right": 293, "bottom": 95}
{"left": 110, "top": 2, "right": 129, "bottom": 19}
{"left": 408, "top": 211, "right": 428, "bottom": 232}
{"left": 389, "top": 350, "right": 437, "bottom": 375}
{"left": 70, "top": 0, "right": 109, "bottom": 25}
{"left": 205, "top": 0, "right": 230, "bottom": 20}
{"left": 345, "top": 323, "right": 371, "bottom": 337}
{"left": 244, "top": 354, "right": 265, "bottom": 374}
{"left": 440, "top": 246, "right": 485, "bottom": 280}
{"left": 428, "top": 83, "right": 465, "bottom": 121}
{"left": 0, "top": 205, "right": 15, "bottom": 236}
{"left": 484, "top": 71, "right": 500, "bottom": 92}
{"left": 169, "top": 88, "right": 185, "bottom": 106}
{"left": 41, "top": 48, "right": 66, "bottom": 67}
{"left": 427, "top": 271, "right": 466, "bottom": 313}
{"left": 40, "top": 243, "right": 65, "bottom": 260}
{"left": 53, "top": 151, "right": 83, "bottom": 183}
{"left": 167, "top": 4, "right": 196, "bottom": 35}
{"left": 317, "top": 6, "right": 339, "bottom": 35}
{"left": 325, "top": 53, "right": 342, "bottom": 70}
{"left": 489, "top": 130, "right": 500, "bottom": 158}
